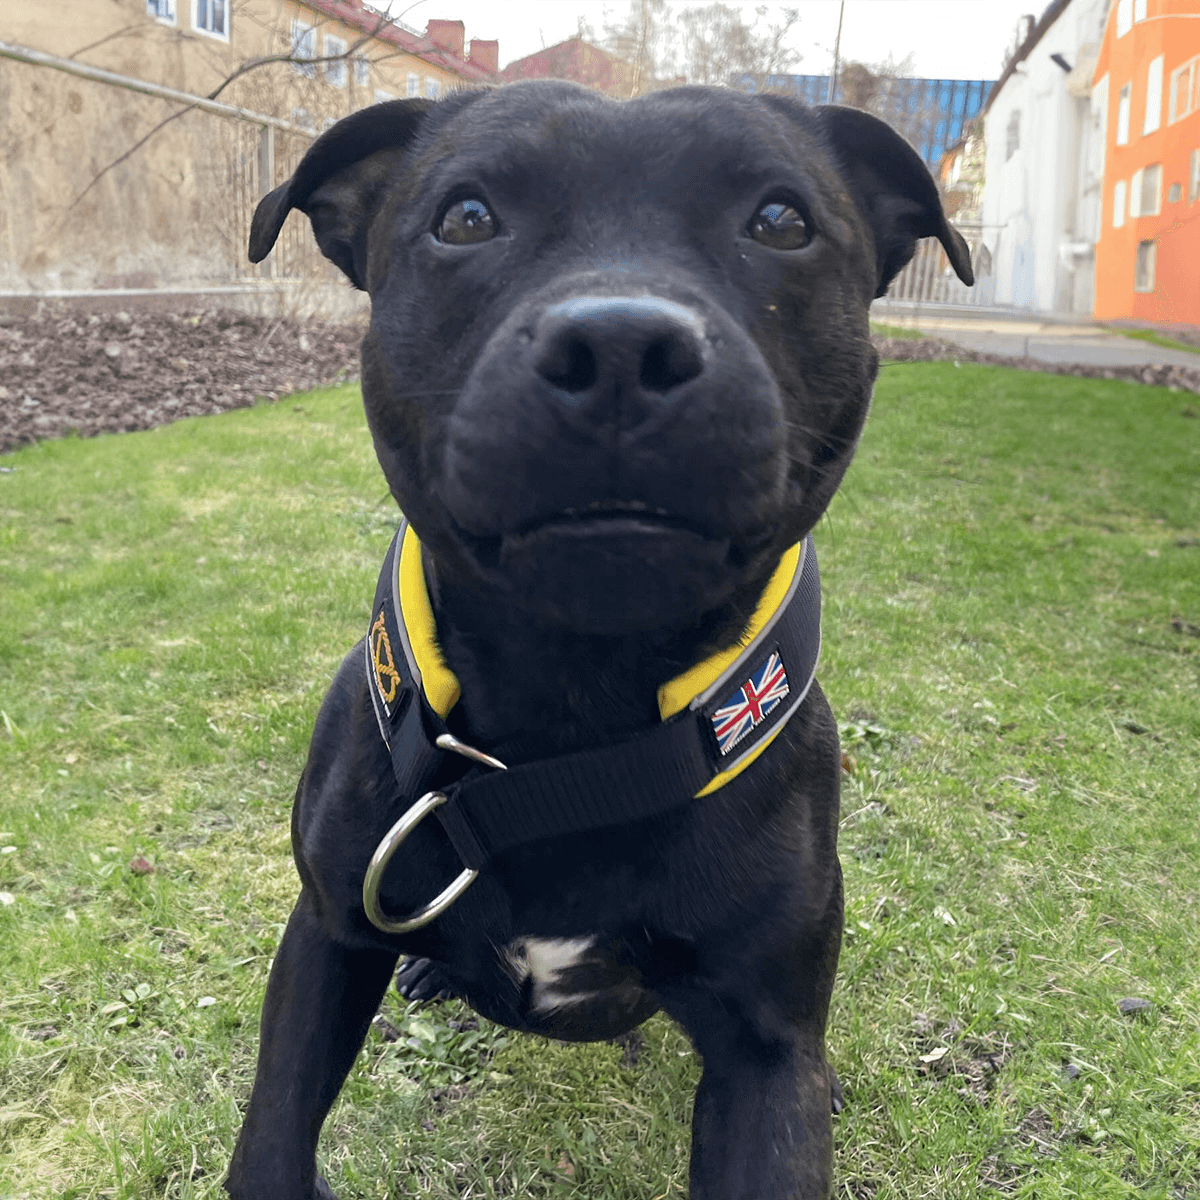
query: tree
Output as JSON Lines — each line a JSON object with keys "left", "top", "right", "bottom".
{"left": 603, "top": 1, "right": 801, "bottom": 94}
{"left": 604, "top": 0, "right": 677, "bottom": 95}
{"left": 678, "top": 4, "right": 800, "bottom": 88}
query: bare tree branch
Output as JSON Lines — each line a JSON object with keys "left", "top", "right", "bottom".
{"left": 68, "top": 25, "right": 149, "bottom": 61}
{"left": 61, "top": 1, "right": 427, "bottom": 217}
{"left": 64, "top": 104, "right": 198, "bottom": 216}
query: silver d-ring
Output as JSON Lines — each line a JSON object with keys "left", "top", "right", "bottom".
{"left": 361, "top": 790, "right": 478, "bottom": 934}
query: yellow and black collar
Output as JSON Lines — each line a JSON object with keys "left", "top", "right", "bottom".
{"left": 365, "top": 519, "right": 821, "bottom": 874}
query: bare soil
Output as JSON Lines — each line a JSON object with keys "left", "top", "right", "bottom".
{"left": 3, "top": 308, "right": 1198, "bottom": 457}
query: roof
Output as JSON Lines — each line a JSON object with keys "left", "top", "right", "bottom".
{"left": 982, "top": 0, "right": 1074, "bottom": 114}
{"left": 300, "top": 0, "right": 497, "bottom": 82}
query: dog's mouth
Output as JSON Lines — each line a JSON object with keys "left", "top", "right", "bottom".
{"left": 517, "top": 499, "right": 711, "bottom": 540}
{"left": 453, "top": 499, "right": 740, "bottom": 569}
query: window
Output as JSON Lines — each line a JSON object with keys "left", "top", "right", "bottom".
{"left": 1168, "top": 182, "right": 1182, "bottom": 203}
{"left": 1116, "top": 83, "right": 1131, "bottom": 144}
{"left": 406, "top": 73, "right": 420, "bottom": 98}
{"left": 374, "top": 89, "right": 395, "bottom": 104}
{"left": 147, "top": 0, "right": 175, "bottom": 23}
{"left": 353, "top": 54, "right": 370, "bottom": 87}
{"left": 1129, "top": 166, "right": 1159, "bottom": 216}
{"left": 1134, "top": 0, "right": 1147, "bottom": 20}
{"left": 1144, "top": 55, "right": 1164, "bottom": 134}
{"left": 1131, "top": 163, "right": 1161, "bottom": 215}
{"left": 1116, "top": 0, "right": 1132, "bottom": 37}
{"left": 424, "top": 78, "right": 441, "bottom": 100}
{"left": 1128, "top": 165, "right": 1162, "bottom": 216}
{"left": 192, "top": 0, "right": 226, "bottom": 39}
{"left": 1191, "top": 149, "right": 1200, "bottom": 202}
{"left": 324, "top": 35, "right": 347, "bottom": 87}
{"left": 1113, "top": 178, "right": 1127, "bottom": 227}
{"left": 1134, "top": 240, "right": 1156, "bottom": 291}
{"left": 291, "top": 107, "right": 315, "bottom": 133}
{"left": 1170, "top": 56, "right": 1198, "bottom": 124}
{"left": 1005, "top": 109, "right": 1020, "bottom": 161}
{"left": 291, "top": 20, "right": 316, "bottom": 77}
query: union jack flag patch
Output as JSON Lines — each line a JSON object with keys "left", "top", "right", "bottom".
{"left": 710, "top": 650, "right": 790, "bottom": 756}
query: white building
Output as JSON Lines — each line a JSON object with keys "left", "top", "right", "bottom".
{"left": 980, "top": 0, "right": 1113, "bottom": 314}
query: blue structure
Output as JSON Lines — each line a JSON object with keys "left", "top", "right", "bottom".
{"left": 732, "top": 74, "right": 994, "bottom": 169}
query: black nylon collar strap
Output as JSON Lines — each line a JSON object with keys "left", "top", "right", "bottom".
{"left": 365, "top": 521, "right": 821, "bottom": 872}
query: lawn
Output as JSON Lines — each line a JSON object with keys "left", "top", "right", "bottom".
{"left": 1105, "top": 327, "right": 1200, "bottom": 356}
{"left": 1, "top": 364, "right": 1198, "bottom": 1199}
{"left": 870, "top": 321, "right": 926, "bottom": 341}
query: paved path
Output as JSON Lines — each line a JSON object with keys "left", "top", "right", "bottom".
{"left": 870, "top": 303, "right": 1200, "bottom": 370}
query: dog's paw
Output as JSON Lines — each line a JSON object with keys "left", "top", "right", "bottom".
{"left": 829, "top": 1066, "right": 846, "bottom": 1115}
{"left": 395, "top": 956, "right": 457, "bottom": 1003}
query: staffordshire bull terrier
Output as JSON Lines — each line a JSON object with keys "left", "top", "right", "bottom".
{"left": 225, "top": 80, "right": 972, "bottom": 1199}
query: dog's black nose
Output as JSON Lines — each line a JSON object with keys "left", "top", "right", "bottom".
{"left": 532, "top": 296, "right": 707, "bottom": 430}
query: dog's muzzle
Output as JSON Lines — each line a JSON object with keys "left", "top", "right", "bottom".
{"left": 439, "top": 287, "right": 788, "bottom": 631}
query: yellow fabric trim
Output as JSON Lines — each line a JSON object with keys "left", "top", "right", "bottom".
{"left": 399, "top": 526, "right": 800, "bottom": 794}
{"left": 656, "top": 541, "right": 802, "bottom": 720}
{"left": 399, "top": 524, "right": 461, "bottom": 719}
{"left": 693, "top": 726, "right": 781, "bottom": 795}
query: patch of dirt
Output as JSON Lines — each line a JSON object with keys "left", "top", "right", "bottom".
{"left": 912, "top": 1018, "right": 1009, "bottom": 1105}
{"left": 875, "top": 335, "right": 1200, "bottom": 395}
{"left": 0, "top": 304, "right": 366, "bottom": 454}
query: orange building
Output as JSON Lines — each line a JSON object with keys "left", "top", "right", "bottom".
{"left": 1093, "top": 0, "right": 1200, "bottom": 325}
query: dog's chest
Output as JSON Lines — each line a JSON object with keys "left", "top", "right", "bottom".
{"left": 503, "top": 935, "right": 655, "bottom": 1037}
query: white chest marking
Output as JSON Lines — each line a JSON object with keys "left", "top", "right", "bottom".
{"left": 511, "top": 935, "right": 597, "bottom": 1012}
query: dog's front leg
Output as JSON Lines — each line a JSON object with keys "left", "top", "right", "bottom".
{"left": 663, "top": 955, "right": 837, "bottom": 1200}
{"left": 225, "top": 888, "right": 398, "bottom": 1200}
{"left": 682, "top": 1014, "right": 833, "bottom": 1200}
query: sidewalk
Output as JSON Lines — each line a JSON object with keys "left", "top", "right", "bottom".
{"left": 870, "top": 301, "right": 1200, "bottom": 370}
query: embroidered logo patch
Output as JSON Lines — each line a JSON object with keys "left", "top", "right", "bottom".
{"left": 710, "top": 650, "right": 790, "bottom": 756}
{"left": 370, "top": 610, "right": 402, "bottom": 706}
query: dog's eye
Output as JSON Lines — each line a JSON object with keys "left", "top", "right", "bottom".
{"left": 437, "top": 198, "right": 496, "bottom": 245}
{"left": 748, "top": 202, "right": 811, "bottom": 250}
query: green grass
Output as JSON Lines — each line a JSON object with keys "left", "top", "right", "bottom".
{"left": 870, "top": 321, "right": 926, "bottom": 341}
{"left": 1104, "top": 326, "right": 1200, "bottom": 355}
{"left": 1, "top": 367, "right": 1198, "bottom": 1199}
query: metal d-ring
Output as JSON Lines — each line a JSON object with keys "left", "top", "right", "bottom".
{"left": 361, "top": 737, "right": 506, "bottom": 935}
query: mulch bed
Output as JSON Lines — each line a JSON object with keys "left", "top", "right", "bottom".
{"left": 0, "top": 306, "right": 365, "bottom": 454}
{"left": 2, "top": 307, "right": 1198, "bottom": 457}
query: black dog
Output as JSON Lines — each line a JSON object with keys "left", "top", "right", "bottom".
{"left": 225, "top": 81, "right": 971, "bottom": 1199}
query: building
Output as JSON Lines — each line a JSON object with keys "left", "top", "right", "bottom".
{"left": 0, "top": 1, "right": 498, "bottom": 313}
{"left": 732, "top": 73, "right": 994, "bottom": 169}
{"left": 979, "top": 0, "right": 1112, "bottom": 315}
{"left": 939, "top": 123, "right": 986, "bottom": 222}
{"left": 501, "top": 36, "right": 640, "bottom": 98}
{"left": 1092, "top": 0, "right": 1200, "bottom": 326}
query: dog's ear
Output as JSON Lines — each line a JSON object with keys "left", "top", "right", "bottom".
{"left": 813, "top": 105, "right": 974, "bottom": 299}
{"left": 248, "top": 99, "right": 437, "bottom": 290}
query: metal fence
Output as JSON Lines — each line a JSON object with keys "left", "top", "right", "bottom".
{"left": 883, "top": 222, "right": 991, "bottom": 307}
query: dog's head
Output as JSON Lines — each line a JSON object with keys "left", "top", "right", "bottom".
{"left": 251, "top": 82, "right": 970, "bottom": 637}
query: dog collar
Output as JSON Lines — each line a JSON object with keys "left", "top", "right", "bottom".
{"left": 362, "top": 519, "right": 821, "bottom": 933}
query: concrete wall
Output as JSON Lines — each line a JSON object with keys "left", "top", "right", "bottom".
{"left": 0, "top": 0, "right": 477, "bottom": 313}
{"left": 981, "top": 0, "right": 1111, "bottom": 315}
